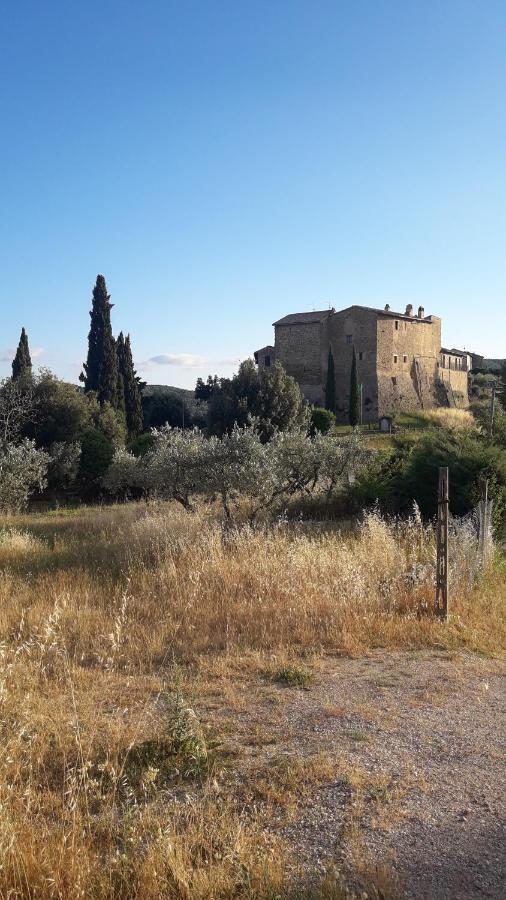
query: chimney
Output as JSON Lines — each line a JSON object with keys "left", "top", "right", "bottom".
{"left": 405, "top": 304, "right": 413, "bottom": 316}
{"left": 417, "top": 306, "right": 425, "bottom": 319}
{"left": 384, "top": 303, "right": 390, "bottom": 311}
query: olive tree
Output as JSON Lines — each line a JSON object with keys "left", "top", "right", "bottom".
{"left": 0, "top": 440, "right": 49, "bottom": 512}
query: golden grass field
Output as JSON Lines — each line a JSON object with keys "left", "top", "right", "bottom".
{"left": 0, "top": 502, "right": 504, "bottom": 898}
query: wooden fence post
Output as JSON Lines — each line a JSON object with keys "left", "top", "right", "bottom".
{"left": 435, "top": 466, "right": 449, "bottom": 621}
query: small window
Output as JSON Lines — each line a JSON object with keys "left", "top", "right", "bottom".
{"left": 264, "top": 355, "right": 271, "bottom": 367}
{"left": 403, "top": 355, "right": 408, "bottom": 363}
{"left": 392, "top": 377, "right": 397, "bottom": 386}
{"left": 346, "top": 334, "right": 353, "bottom": 344}
{"left": 358, "top": 351, "right": 364, "bottom": 361}
{"left": 393, "top": 354, "right": 398, "bottom": 364}
{"left": 395, "top": 321, "right": 399, "bottom": 331}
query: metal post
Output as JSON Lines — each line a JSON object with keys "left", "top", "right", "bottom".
{"left": 435, "top": 467, "right": 449, "bottom": 621}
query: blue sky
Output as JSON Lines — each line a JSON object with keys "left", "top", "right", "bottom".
{"left": 0, "top": 1, "right": 504, "bottom": 387}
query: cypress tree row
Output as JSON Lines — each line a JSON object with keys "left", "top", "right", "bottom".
{"left": 117, "top": 332, "right": 144, "bottom": 435}
{"left": 81, "top": 275, "right": 119, "bottom": 406}
{"left": 12, "top": 327, "right": 32, "bottom": 380}
{"left": 349, "top": 345, "right": 360, "bottom": 427}
{"left": 324, "top": 346, "right": 336, "bottom": 412}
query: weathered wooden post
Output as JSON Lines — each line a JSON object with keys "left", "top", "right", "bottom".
{"left": 435, "top": 466, "right": 449, "bottom": 621}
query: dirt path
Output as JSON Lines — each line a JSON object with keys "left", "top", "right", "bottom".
{"left": 204, "top": 651, "right": 505, "bottom": 898}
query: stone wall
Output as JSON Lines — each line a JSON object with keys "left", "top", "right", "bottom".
{"left": 275, "top": 321, "right": 324, "bottom": 387}
{"left": 438, "top": 366, "right": 469, "bottom": 407}
{"left": 268, "top": 305, "right": 468, "bottom": 420}
{"left": 328, "top": 308, "right": 379, "bottom": 422}
{"left": 375, "top": 314, "right": 442, "bottom": 416}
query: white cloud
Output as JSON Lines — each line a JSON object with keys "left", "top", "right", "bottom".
{"left": 148, "top": 353, "right": 208, "bottom": 368}
{"left": 1, "top": 346, "right": 44, "bottom": 363}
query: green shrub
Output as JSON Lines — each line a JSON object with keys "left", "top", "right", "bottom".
{"left": 274, "top": 666, "right": 313, "bottom": 689}
{"left": 310, "top": 407, "right": 336, "bottom": 434}
{"left": 128, "top": 431, "right": 155, "bottom": 457}
{"left": 78, "top": 428, "right": 115, "bottom": 485}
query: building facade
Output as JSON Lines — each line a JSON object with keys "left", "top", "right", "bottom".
{"left": 255, "top": 304, "right": 470, "bottom": 422}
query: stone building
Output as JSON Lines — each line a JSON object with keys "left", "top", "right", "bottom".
{"left": 255, "top": 304, "right": 471, "bottom": 423}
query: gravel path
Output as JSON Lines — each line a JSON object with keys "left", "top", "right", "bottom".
{"left": 269, "top": 651, "right": 506, "bottom": 898}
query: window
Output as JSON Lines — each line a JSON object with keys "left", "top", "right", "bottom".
{"left": 346, "top": 334, "right": 353, "bottom": 344}
{"left": 393, "top": 354, "right": 398, "bottom": 364}
{"left": 264, "top": 355, "right": 271, "bottom": 367}
{"left": 392, "top": 377, "right": 397, "bottom": 386}
{"left": 359, "top": 351, "right": 364, "bottom": 361}
{"left": 403, "top": 355, "right": 408, "bottom": 363}
{"left": 395, "top": 321, "right": 399, "bottom": 331}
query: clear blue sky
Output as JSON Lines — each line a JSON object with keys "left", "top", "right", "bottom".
{"left": 1, "top": 1, "right": 504, "bottom": 387}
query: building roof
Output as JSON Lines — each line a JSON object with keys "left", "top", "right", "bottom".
{"left": 441, "top": 347, "right": 466, "bottom": 357}
{"left": 274, "top": 305, "right": 434, "bottom": 326}
{"left": 253, "top": 345, "right": 275, "bottom": 357}
{"left": 338, "top": 304, "right": 433, "bottom": 322}
{"left": 273, "top": 309, "right": 334, "bottom": 326}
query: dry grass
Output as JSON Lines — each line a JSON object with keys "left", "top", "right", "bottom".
{"left": 0, "top": 501, "right": 503, "bottom": 897}
{"left": 424, "top": 407, "right": 478, "bottom": 431}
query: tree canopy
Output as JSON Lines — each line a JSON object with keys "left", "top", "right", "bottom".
{"left": 12, "top": 328, "right": 32, "bottom": 381}
{"left": 205, "top": 359, "right": 308, "bottom": 440}
{"left": 81, "top": 275, "right": 119, "bottom": 406}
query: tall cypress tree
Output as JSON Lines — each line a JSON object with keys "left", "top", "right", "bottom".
{"left": 12, "top": 327, "right": 32, "bottom": 380}
{"left": 117, "top": 332, "right": 143, "bottom": 435}
{"left": 115, "top": 333, "right": 127, "bottom": 416}
{"left": 81, "top": 275, "right": 119, "bottom": 406}
{"left": 324, "top": 346, "right": 336, "bottom": 412}
{"left": 349, "top": 346, "right": 360, "bottom": 427}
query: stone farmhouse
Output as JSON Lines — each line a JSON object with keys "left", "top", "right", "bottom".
{"left": 254, "top": 304, "right": 477, "bottom": 423}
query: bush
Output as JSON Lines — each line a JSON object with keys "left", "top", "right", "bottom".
{"left": 79, "top": 429, "right": 115, "bottom": 486}
{"left": 310, "top": 407, "right": 335, "bottom": 434}
{"left": 128, "top": 432, "right": 155, "bottom": 457}
{"left": 47, "top": 441, "right": 81, "bottom": 489}
{"left": 362, "top": 430, "right": 506, "bottom": 534}
{"left": 0, "top": 440, "right": 49, "bottom": 511}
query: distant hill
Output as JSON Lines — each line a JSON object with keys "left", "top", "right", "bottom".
{"left": 483, "top": 359, "right": 505, "bottom": 372}
{"left": 142, "top": 384, "right": 195, "bottom": 400}
{"left": 141, "top": 384, "right": 207, "bottom": 429}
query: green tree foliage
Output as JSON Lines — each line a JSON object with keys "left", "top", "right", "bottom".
{"left": 310, "top": 407, "right": 335, "bottom": 435}
{"left": 103, "top": 425, "right": 369, "bottom": 524}
{"left": 23, "top": 372, "right": 92, "bottom": 447}
{"left": 499, "top": 361, "right": 506, "bottom": 409}
{"left": 401, "top": 430, "right": 506, "bottom": 529}
{"left": 81, "top": 275, "right": 119, "bottom": 406}
{"left": 354, "top": 428, "right": 506, "bottom": 533}
{"left": 20, "top": 371, "right": 125, "bottom": 450}
{"left": 78, "top": 428, "right": 115, "bottom": 485}
{"left": 0, "top": 377, "right": 37, "bottom": 445}
{"left": 0, "top": 440, "right": 49, "bottom": 511}
{"left": 142, "top": 387, "right": 206, "bottom": 430}
{"left": 195, "top": 375, "right": 220, "bottom": 402}
{"left": 324, "top": 347, "right": 336, "bottom": 412}
{"left": 207, "top": 360, "right": 308, "bottom": 440}
{"left": 117, "top": 333, "right": 143, "bottom": 435}
{"left": 12, "top": 328, "right": 32, "bottom": 381}
{"left": 349, "top": 346, "right": 360, "bottom": 427}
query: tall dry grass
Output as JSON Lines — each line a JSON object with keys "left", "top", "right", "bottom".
{"left": 0, "top": 502, "right": 503, "bottom": 898}
{"left": 424, "top": 407, "right": 478, "bottom": 431}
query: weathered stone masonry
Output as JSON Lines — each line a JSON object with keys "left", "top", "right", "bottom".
{"left": 255, "top": 304, "right": 471, "bottom": 422}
